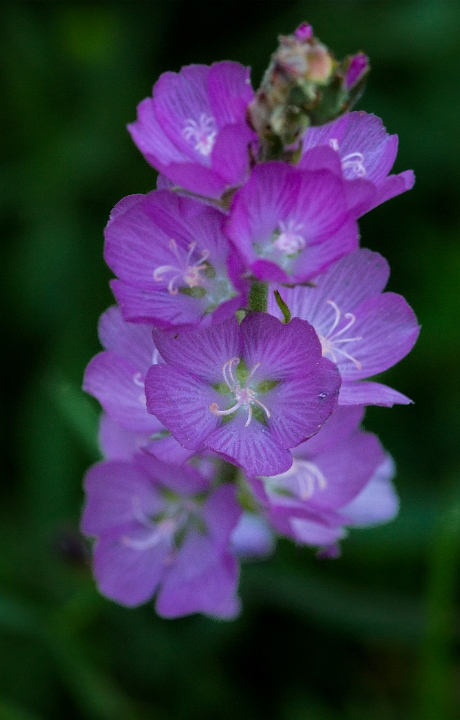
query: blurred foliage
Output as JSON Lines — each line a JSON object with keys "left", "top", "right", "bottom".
{"left": 1, "top": 1, "right": 460, "bottom": 718}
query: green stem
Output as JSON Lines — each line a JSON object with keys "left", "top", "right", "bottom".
{"left": 248, "top": 280, "right": 268, "bottom": 313}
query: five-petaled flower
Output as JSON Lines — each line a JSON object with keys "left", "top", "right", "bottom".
{"left": 82, "top": 453, "right": 242, "bottom": 617}
{"left": 145, "top": 313, "right": 341, "bottom": 477}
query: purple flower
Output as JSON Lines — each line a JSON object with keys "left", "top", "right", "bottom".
{"left": 128, "top": 62, "right": 256, "bottom": 199}
{"left": 105, "top": 191, "right": 249, "bottom": 327}
{"left": 247, "top": 406, "right": 389, "bottom": 549}
{"left": 145, "top": 313, "right": 341, "bottom": 477}
{"left": 81, "top": 453, "right": 242, "bottom": 617}
{"left": 83, "top": 306, "right": 193, "bottom": 464}
{"left": 299, "top": 111, "right": 415, "bottom": 215}
{"left": 267, "top": 249, "right": 420, "bottom": 406}
{"left": 225, "top": 162, "right": 359, "bottom": 283}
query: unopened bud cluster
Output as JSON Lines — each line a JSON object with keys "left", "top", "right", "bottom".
{"left": 248, "top": 23, "right": 369, "bottom": 159}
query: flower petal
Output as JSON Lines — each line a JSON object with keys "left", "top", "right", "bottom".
{"left": 155, "top": 533, "right": 240, "bottom": 618}
{"left": 93, "top": 525, "right": 166, "bottom": 607}
{"left": 207, "top": 414, "right": 293, "bottom": 477}
{"left": 81, "top": 460, "right": 158, "bottom": 537}
{"left": 83, "top": 351, "right": 162, "bottom": 434}
{"left": 145, "top": 363, "right": 220, "bottom": 450}
{"left": 339, "top": 381, "right": 413, "bottom": 406}
{"left": 152, "top": 315, "right": 241, "bottom": 383}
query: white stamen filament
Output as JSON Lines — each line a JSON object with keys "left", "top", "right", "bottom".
{"left": 154, "top": 238, "right": 210, "bottom": 295}
{"left": 121, "top": 518, "right": 177, "bottom": 550}
{"left": 132, "top": 372, "right": 146, "bottom": 405}
{"left": 182, "top": 113, "right": 217, "bottom": 156}
{"left": 209, "top": 357, "right": 271, "bottom": 427}
{"left": 266, "top": 460, "right": 327, "bottom": 500}
{"left": 328, "top": 138, "right": 366, "bottom": 177}
{"left": 121, "top": 496, "right": 186, "bottom": 551}
{"left": 341, "top": 152, "right": 366, "bottom": 177}
{"left": 295, "top": 461, "right": 328, "bottom": 499}
{"left": 319, "top": 299, "right": 363, "bottom": 369}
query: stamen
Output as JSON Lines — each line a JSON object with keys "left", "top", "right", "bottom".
{"left": 295, "top": 461, "right": 327, "bottom": 500}
{"left": 328, "top": 139, "right": 366, "bottom": 177}
{"left": 132, "top": 372, "right": 146, "bottom": 405}
{"left": 210, "top": 358, "right": 271, "bottom": 427}
{"left": 319, "top": 299, "right": 363, "bottom": 369}
{"left": 121, "top": 518, "right": 176, "bottom": 551}
{"left": 265, "top": 460, "right": 327, "bottom": 500}
{"left": 122, "top": 496, "right": 191, "bottom": 552}
{"left": 133, "top": 372, "right": 144, "bottom": 388}
{"left": 182, "top": 113, "right": 217, "bottom": 156}
{"left": 153, "top": 238, "right": 210, "bottom": 295}
{"left": 341, "top": 151, "right": 366, "bottom": 177}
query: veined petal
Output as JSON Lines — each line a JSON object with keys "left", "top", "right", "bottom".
{"left": 98, "top": 306, "right": 155, "bottom": 368}
{"left": 145, "top": 363, "right": 220, "bottom": 450}
{"left": 337, "top": 292, "right": 420, "bottom": 380}
{"left": 363, "top": 170, "right": 415, "bottom": 214}
{"left": 295, "top": 405, "right": 365, "bottom": 456}
{"left": 153, "top": 64, "right": 212, "bottom": 160}
{"left": 94, "top": 525, "right": 166, "bottom": 607}
{"left": 152, "top": 315, "right": 241, "bottom": 383}
{"left": 207, "top": 414, "right": 293, "bottom": 477}
{"left": 83, "top": 351, "right": 162, "bottom": 434}
{"left": 81, "top": 460, "right": 159, "bottom": 536}
{"left": 128, "top": 97, "right": 186, "bottom": 166}
{"left": 266, "top": 360, "right": 340, "bottom": 448}
{"left": 156, "top": 533, "right": 240, "bottom": 618}
{"left": 110, "top": 279, "right": 208, "bottom": 327}
{"left": 268, "top": 250, "right": 390, "bottom": 326}
{"left": 302, "top": 112, "right": 399, "bottom": 184}
{"left": 104, "top": 194, "right": 173, "bottom": 290}
{"left": 210, "top": 123, "right": 254, "bottom": 186}
{"left": 305, "top": 430, "right": 386, "bottom": 510}
{"left": 240, "top": 314, "right": 322, "bottom": 380}
{"left": 339, "top": 381, "right": 413, "bottom": 406}
{"left": 208, "top": 61, "right": 254, "bottom": 126}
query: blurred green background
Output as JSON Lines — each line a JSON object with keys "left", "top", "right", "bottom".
{"left": 1, "top": 1, "right": 460, "bottom": 718}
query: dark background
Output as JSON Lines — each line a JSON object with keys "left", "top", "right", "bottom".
{"left": 1, "top": 1, "right": 460, "bottom": 718}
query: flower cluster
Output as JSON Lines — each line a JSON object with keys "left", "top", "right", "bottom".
{"left": 82, "top": 24, "right": 419, "bottom": 618}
